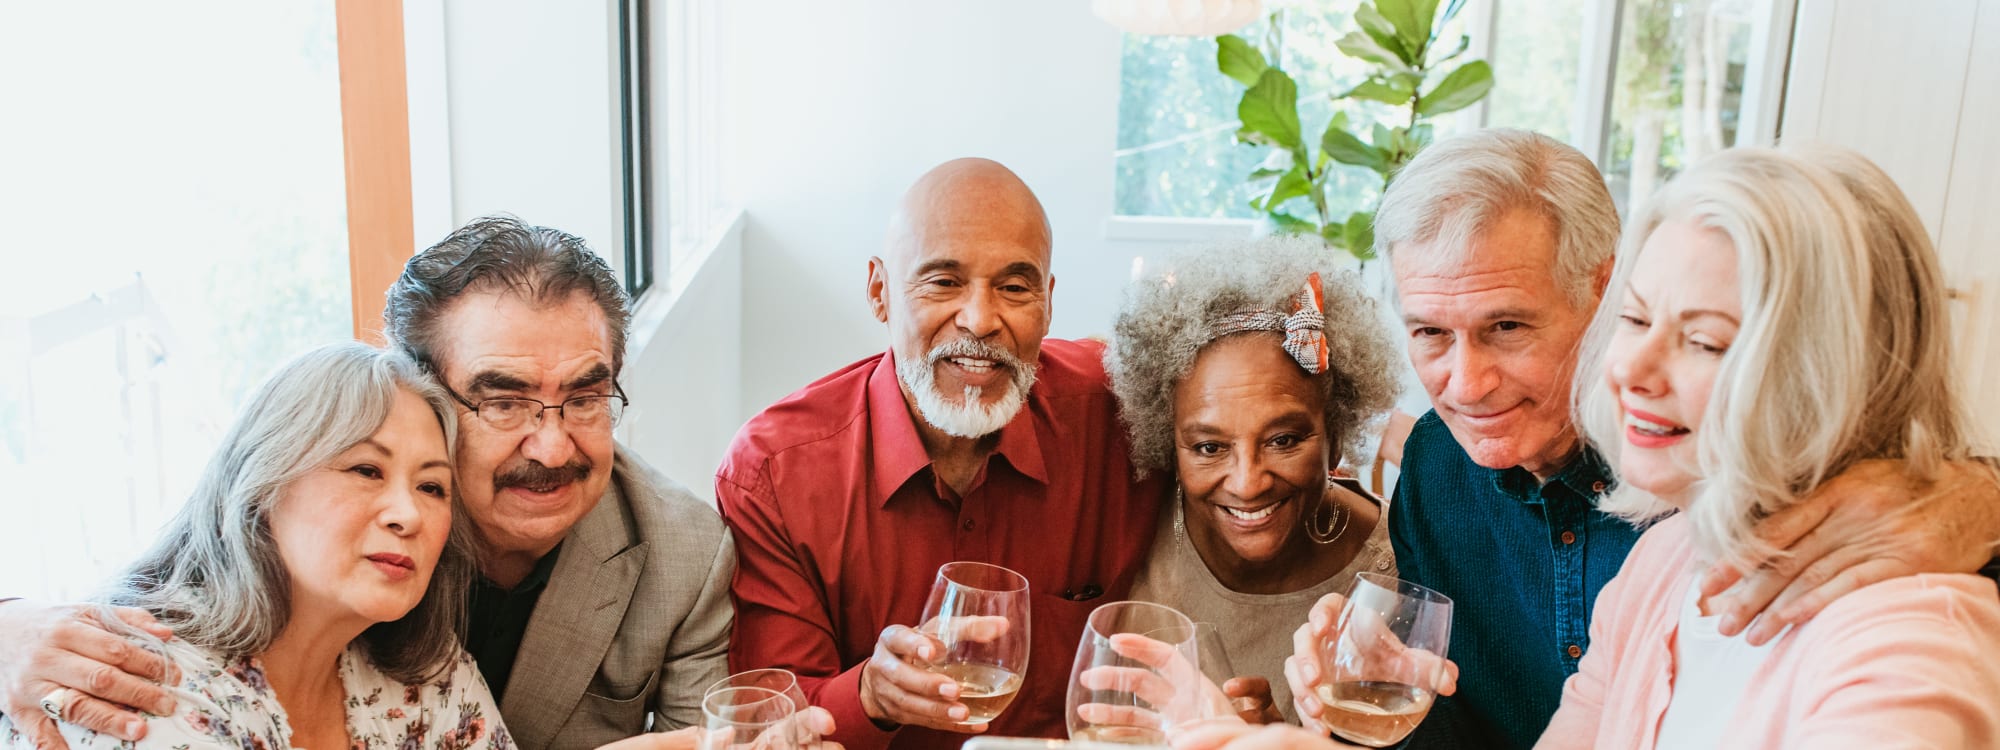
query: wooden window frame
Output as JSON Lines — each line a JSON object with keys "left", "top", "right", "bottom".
{"left": 335, "top": 0, "right": 416, "bottom": 344}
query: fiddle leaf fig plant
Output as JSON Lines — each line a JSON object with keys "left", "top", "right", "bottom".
{"left": 1220, "top": 0, "right": 1492, "bottom": 261}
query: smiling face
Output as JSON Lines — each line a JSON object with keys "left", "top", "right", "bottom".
{"left": 869, "top": 159, "right": 1054, "bottom": 439}
{"left": 1172, "top": 335, "right": 1330, "bottom": 567}
{"left": 434, "top": 289, "right": 619, "bottom": 560}
{"left": 1393, "top": 208, "right": 1601, "bottom": 479}
{"left": 268, "top": 386, "right": 454, "bottom": 628}
{"left": 1604, "top": 218, "right": 1742, "bottom": 506}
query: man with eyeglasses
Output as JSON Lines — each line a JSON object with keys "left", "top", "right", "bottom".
{"left": 0, "top": 216, "right": 759, "bottom": 750}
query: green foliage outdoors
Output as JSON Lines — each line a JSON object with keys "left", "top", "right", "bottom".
{"left": 1221, "top": 0, "right": 1492, "bottom": 260}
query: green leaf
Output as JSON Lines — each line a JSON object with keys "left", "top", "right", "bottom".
{"left": 1238, "top": 69, "right": 1303, "bottom": 150}
{"left": 1343, "top": 211, "right": 1378, "bottom": 261}
{"left": 1266, "top": 211, "right": 1317, "bottom": 235}
{"left": 1320, "top": 220, "right": 1348, "bottom": 250}
{"left": 1373, "top": 123, "right": 1396, "bottom": 151}
{"left": 1235, "top": 126, "right": 1271, "bottom": 147}
{"left": 1334, "top": 31, "right": 1412, "bottom": 73}
{"left": 1374, "top": 0, "right": 1440, "bottom": 62}
{"left": 1264, "top": 166, "right": 1314, "bottom": 211}
{"left": 1353, "top": 5, "right": 1414, "bottom": 66}
{"left": 1247, "top": 167, "right": 1286, "bottom": 181}
{"left": 1340, "top": 75, "right": 1417, "bottom": 106}
{"left": 1216, "top": 35, "right": 1269, "bottom": 87}
{"left": 1417, "top": 60, "right": 1494, "bottom": 117}
{"left": 1322, "top": 122, "right": 1388, "bottom": 173}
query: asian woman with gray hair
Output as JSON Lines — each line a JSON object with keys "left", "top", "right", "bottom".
{"left": 1110, "top": 235, "right": 1409, "bottom": 725}
{"left": 0, "top": 342, "right": 512, "bottom": 750}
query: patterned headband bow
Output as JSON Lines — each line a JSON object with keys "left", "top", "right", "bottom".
{"left": 1207, "top": 272, "right": 1331, "bottom": 374}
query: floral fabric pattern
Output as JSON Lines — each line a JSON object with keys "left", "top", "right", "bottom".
{"left": 2, "top": 643, "right": 512, "bottom": 750}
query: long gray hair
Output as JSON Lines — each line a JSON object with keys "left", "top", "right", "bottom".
{"left": 107, "top": 342, "right": 474, "bottom": 682}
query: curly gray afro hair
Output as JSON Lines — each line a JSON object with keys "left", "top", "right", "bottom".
{"left": 1107, "top": 235, "right": 1402, "bottom": 476}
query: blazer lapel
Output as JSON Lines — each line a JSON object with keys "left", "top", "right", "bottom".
{"left": 500, "top": 481, "right": 651, "bottom": 750}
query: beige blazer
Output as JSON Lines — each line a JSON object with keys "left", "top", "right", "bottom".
{"left": 499, "top": 451, "right": 735, "bottom": 750}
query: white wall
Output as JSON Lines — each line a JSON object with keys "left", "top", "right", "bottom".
{"left": 1782, "top": 0, "right": 2000, "bottom": 450}
{"left": 429, "top": 0, "right": 748, "bottom": 490}
{"left": 439, "top": 0, "right": 624, "bottom": 264}
{"left": 729, "top": 0, "right": 1240, "bottom": 415}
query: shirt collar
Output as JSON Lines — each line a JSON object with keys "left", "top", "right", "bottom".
{"left": 1490, "top": 444, "right": 1614, "bottom": 506}
{"left": 863, "top": 350, "right": 1050, "bottom": 508}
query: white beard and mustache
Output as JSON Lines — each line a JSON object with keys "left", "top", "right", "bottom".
{"left": 895, "top": 338, "right": 1038, "bottom": 439}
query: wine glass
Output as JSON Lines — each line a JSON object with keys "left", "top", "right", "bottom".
{"left": 1066, "top": 601, "right": 1214, "bottom": 744}
{"left": 705, "top": 668, "right": 810, "bottom": 714}
{"left": 700, "top": 686, "right": 812, "bottom": 750}
{"left": 918, "top": 561, "right": 1032, "bottom": 727}
{"left": 1313, "top": 573, "right": 1454, "bottom": 748}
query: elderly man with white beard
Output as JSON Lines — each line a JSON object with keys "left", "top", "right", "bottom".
{"left": 716, "top": 158, "right": 1167, "bottom": 750}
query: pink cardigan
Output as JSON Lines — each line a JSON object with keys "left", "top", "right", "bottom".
{"left": 1536, "top": 515, "right": 2000, "bottom": 749}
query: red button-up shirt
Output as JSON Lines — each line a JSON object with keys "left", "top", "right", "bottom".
{"left": 716, "top": 338, "right": 1165, "bottom": 750}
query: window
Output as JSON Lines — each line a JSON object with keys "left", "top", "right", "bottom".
{"left": 620, "top": 0, "right": 658, "bottom": 300}
{"left": 0, "top": 4, "right": 357, "bottom": 599}
{"left": 1114, "top": 6, "right": 1470, "bottom": 220}
{"left": 625, "top": 0, "right": 732, "bottom": 297}
{"left": 1112, "top": 0, "right": 1790, "bottom": 221}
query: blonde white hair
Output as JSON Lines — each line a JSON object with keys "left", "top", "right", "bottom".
{"left": 1577, "top": 145, "right": 1981, "bottom": 564}
{"left": 1374, "top": 128, "right": 1620, "bottom": 309}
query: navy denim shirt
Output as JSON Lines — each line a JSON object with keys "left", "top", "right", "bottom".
{"left": 1389, "top": 411, "right": 1640, "bottom": 750}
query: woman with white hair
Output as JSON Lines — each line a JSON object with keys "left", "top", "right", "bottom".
{"left": 1109, "top": 235, "right": 1411, "bottom": 724}
{"left": 1534, "top": 146, "right": 2000, "bottom": 747}
{"left": 1, "top": 342, "right": 509, "bottom": 749}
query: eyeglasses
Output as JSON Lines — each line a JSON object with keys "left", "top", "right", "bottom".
{"left": 443, "top": 382, "right": 629, "bottom": 433}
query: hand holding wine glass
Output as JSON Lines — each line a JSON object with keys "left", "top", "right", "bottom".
{"left": 860, "top": 562, "right": 1030, "bottom": 732}
{"left": 1298, "top": 574, "right": 1455, "bottom": 748}
{"left": 699, "top": 686, "right": 826, "bottom": 750}
{"left": 1068, "top": 601, "right": 1226, "bottom": 744}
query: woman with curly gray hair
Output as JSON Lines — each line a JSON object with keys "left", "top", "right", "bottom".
{"left": 1111, "top": 235, "right": 1403, "bottom": 725}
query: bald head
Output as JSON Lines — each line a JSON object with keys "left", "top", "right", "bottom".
{"left": 868, "top": 158, "right": 1056, "bottom": 441}
{"left": 886, "top": 158, "right": 1052, "bottom": 271}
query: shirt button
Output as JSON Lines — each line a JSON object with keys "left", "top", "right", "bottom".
{"left": 1591, "top": 481, "right": 1607, "bottom": 493}
{"left": 1375, "top": 559, "right": 1391, "bottom": 571}
{"left": 1567, "top": 644, "right": 1583, "bottom": 659}
{"left": 1561, "top": 531, "right": 1577, "bottom": 545}
{"left": 962, "top": 518, "right": 975, "bottom": 531}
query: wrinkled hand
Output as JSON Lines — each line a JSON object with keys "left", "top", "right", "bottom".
{"left": 1284, "top": 593, "right": 1456, "bottom": 735}
{"left": 1701, "top": 458, "right": 2000, "bottom": 645}
{"left": 1220, "top": 677, "right": 1282, "bottom": 725}
{"left": 0, "top": 601, "right": 178, "bottom": 749}
{"left": 1170, "top": 722, "right": 1368, "bottom": 750}
{"left": 593, "top": 709, "right": 843, "bottom": 750}
{"left": 858, "top": 616, "right": 1010, "bottom": 732}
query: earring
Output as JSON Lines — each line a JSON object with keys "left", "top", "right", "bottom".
{"left": 1303, "top": 484, "right": 1349, "bottom": 545}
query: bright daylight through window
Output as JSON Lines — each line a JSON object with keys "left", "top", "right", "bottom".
{"left": 1113, "top": 0, "right": 1765, "bottom": 220}
{"left": 0, "top": 4, "right": 350, "bottom": 599}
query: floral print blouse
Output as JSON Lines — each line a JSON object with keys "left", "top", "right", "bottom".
{"left": 3, "top": 642, "right": 513, "bottom": 750}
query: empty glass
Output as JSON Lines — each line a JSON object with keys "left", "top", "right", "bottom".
{"left": 699, "top": 686, "right": 811, "bottom": 750}
{"left": 1066, "top": 601, "right": 1216, "bottom": 744}
{"left": 705, "top": 668, "right": 810, "bottom": 715}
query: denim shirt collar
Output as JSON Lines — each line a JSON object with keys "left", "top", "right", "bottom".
{"left": 1490, "top": 445, "right": 1614, "bottom": 507}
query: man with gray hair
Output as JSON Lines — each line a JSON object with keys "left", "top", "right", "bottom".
{"left": 1286, "top": 128, "right": 2000, "bottom": 749}
{"left": 0, "top": 216, "right": 746, "bottom": 750}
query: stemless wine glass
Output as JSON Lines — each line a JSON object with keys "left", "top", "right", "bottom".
{"left": 1313, "top": 573, "right": 1454, "bottom": 748}
{"left": 705, "top": 668, "right": 810, "bottom": 714}
{"left": 700, "top": 686, "right": 811, "bottom": 750}
{"left": 918, "top": 561, "right": 1032, "bottom": 727}
{"left": 1066, "top": 601, "right": 1212, "bottom": 745}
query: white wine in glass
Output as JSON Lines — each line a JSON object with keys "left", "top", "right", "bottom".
{"left": 1315, "top": 573, "right": 1453, "bottom": 748}
{"left": 919, "top": 561, "right": 1032, "bottom": 727}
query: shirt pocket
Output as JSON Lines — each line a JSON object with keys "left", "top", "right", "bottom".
{"left": 569, "top": 668, "right": 660, "bottom": 738}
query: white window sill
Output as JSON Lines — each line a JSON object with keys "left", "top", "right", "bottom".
{"left": 624, "top": 208, "right": 745, "bottom": 363}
